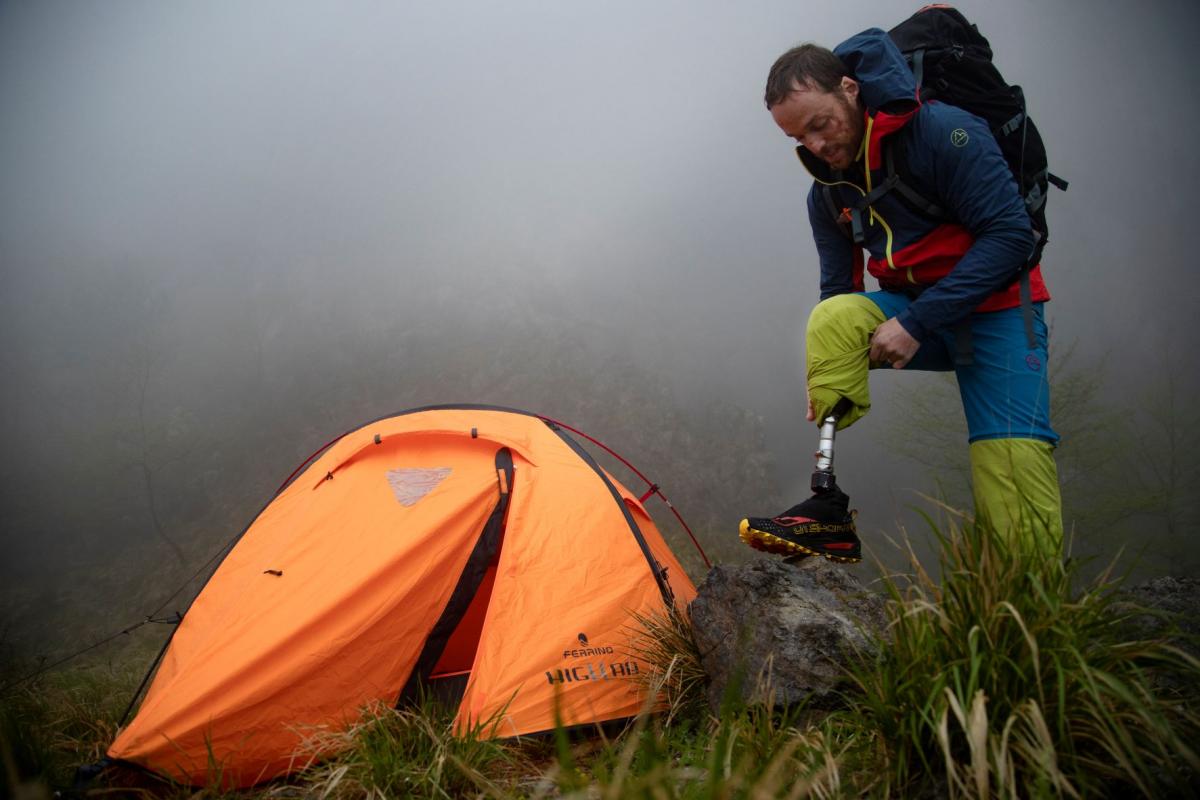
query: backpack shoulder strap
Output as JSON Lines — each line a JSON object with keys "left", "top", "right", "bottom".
{"left": 882, "top": 135, "right": 947, "bottom": 220}
{"left": 845, "top": 135, "right": 947, "bottom": 221}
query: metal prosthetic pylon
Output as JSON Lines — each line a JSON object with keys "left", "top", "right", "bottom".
{"left": 811, "top": 397, "right": 852, "bottom": 495}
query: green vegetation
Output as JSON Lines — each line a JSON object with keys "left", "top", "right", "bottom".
{"left": 847, "top": 513, "right": 1200, "bottom": 797}
{"left": 4, "top": 519, "right": 1197, "bottom": 798}
{"left": 1, "top": 659, "right": 134, "bottom": 799}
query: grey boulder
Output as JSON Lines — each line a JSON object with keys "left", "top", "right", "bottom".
{"left": 689, "top": 557, "right": 886, "bottom": 712}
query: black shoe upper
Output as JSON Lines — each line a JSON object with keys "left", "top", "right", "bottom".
{"left": 777, "top": 483, "right": 852, "bottom": 524}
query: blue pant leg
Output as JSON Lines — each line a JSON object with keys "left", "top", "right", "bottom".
{"left": 948, "top": 304, "right": 1058, "bottom": 444}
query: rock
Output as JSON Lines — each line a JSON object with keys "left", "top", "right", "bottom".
{"left": 688, "top": 557, "right": 886, "bottom": 712}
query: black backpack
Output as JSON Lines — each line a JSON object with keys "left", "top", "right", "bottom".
{"left": 887, "top": 6, "right": 1067, "bottom": 266}
{"left": 823, "top": 8, "right": 1068, "bottom": 354}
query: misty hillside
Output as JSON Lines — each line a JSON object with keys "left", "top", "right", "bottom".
{"left": 0, "top": 264, "right": 778, "bottom": 658}
{"left": 3, "top": 0, "right": 1199, "bottom": 667}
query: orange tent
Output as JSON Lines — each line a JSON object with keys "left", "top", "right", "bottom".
{"left": 107, "top": 405, "right": 697, "bottom": 787}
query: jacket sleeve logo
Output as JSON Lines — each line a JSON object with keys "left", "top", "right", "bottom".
{"left": 950, "top": 128, "right": 970, "bottom": 147}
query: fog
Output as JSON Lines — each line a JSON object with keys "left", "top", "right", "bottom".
{"left": 3, "top": 0, "right": 1198, "bottom": 658}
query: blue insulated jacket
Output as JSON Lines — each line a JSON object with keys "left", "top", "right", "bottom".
{"left": 799, "top": 28, "right": 1047, "bottom": 340}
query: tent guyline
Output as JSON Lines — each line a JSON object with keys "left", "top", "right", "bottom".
{"left": 104, "top": 406, "right": 699, "bottom": 787}
{"left": 0, "top": 613, "right": 180, "bottom": 695}
{"left": 0, "top": 518, "right": 252, "bottom": 704}
{"left": 2, "top": 512, "right": 244, "bottom": 697}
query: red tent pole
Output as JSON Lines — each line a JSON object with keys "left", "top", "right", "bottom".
{"left": 537, "top": 415, "right": 712, "bottom": 569}
{"left": 274, "top": 432, "right": 350, "bottom": 496}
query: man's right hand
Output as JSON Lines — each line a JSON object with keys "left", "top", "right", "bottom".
{"left": 806, "top": 388, "right": 815, "bottom": 422}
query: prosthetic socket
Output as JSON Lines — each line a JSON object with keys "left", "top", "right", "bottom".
{"left": 811, "top": 398, "right": 852, "bottom": 494}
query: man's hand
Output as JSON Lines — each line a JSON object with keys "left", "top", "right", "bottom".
{"left": 805, "top": 316, "right": 918, "bottom": 422}
{"left": 869, "top": 317, "right": 920, "bottom": 369}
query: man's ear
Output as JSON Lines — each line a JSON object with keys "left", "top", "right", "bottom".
{"left": 840, "top": 76, "right": 859, "bottom": 102}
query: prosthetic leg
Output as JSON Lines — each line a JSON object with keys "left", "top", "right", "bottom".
{"left": 738, "top": 398, "right": 861, "bottom": 563}
{"left": 812, "top": 398, "right": 852, "bottom": 494}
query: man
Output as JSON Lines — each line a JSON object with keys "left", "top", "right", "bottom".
{"left": 738, "top": 29, "right": 1062, "bottom": 563}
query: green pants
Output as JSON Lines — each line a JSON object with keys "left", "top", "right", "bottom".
{"left": 806, "top": 292, "right": 1063, "bottom": 553}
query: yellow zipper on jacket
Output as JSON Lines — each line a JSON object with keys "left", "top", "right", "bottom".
{"left": 799, "top": 124, "right": 915, "bottom": 286}
{"left": 860, "top": 116, "right": 910, "bottom": 281}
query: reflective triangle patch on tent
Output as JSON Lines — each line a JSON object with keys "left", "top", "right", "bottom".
{"left": 386, "top": 467, "right": 453, "bottom": 506}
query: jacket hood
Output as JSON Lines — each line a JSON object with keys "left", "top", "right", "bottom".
{"left": 833, "top": 28, "right": 918, "bottom": 113}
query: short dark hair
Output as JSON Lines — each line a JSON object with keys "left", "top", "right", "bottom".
{"left": 764, "top": 43, "right": 846, "bottom": 109}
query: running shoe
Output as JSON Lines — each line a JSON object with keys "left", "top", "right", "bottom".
{"left": 738, "top": 486, "right": 861, "bottom": 563}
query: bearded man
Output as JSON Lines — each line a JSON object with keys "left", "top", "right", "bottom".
{"left": 739, "top": 29, "right": 1062, "bottom": 563}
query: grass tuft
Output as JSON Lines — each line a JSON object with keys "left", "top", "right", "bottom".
{"left": 300, "top": 696, "right": 524, "bottom": 799}
{"left": 846, "top": 513, "right": 1200, "bottom": 797}
{"left": 1, "top": 659, "right": 140, "bottom": 794}
{"left": 626, "top": 606, "right": 709, "bottom": 727}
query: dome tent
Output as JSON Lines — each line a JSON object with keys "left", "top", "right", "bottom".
{"left": 107, "top": 405, "right": 697, "bottom": 787}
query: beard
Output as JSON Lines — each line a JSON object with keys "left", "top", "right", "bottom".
{"left": 828, "top": 92, "right": 864, "bottom": 169}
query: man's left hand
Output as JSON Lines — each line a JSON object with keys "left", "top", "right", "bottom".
{"left": 869, "top": 317, "right": 920, "bottom": 369}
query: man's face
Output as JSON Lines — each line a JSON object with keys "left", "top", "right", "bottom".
{"left": 770, "top": 77, "right": 864, "bottom": 171}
